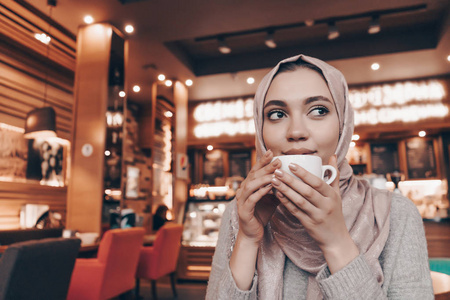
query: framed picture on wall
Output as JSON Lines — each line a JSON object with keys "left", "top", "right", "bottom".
{"left": 405, "top": 138, "right": 438, "bottom": 179}
{"left": 26, "top": 138, "right": 68, "bottom": 187}
{"left": 125, "top": 166, "right": 140, "bottom": 199}
{"left": 202, "top": 150, "right": 224, "bottom": 185}
{"left": 0, "top": 125, "right": 28, "bottom": 181}
{"left": 370, "top": 143, "right": 400, "bottom": 176}
{"left": 229, "top": 151, "right": 251, "bottom": 178}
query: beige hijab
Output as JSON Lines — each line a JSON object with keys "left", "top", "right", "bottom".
{"left": 249, "top": 54, "right": 391, "bottom": 299}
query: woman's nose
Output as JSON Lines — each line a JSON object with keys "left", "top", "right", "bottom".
{"left": 286, "top": 118, "right": 309, "bottom": 141}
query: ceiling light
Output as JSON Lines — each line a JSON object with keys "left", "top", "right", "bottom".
{"left": 264, "top": 31, "right": 277, "bottom": 49}
{"left": 124, "top": 25, "right": 134, "bottom": 33}
{"left": 119, "top": 91, "right": 126, "bottom": 97}
{"left": 164, "top": 111, "right": 173, "bottom": 118}
{"left": 132, "top": 85, "right": 140, "bottom": 92}
{"left": 371, "top": 63, "right": 380, "bottom": 70}
{"left": 105, "top": 150, "right": 111, "bottom": 156}
{"left": 447, "top": 55, "right": 450, "bottom": 62}
{"left": 352, "top": 134, "right": 360, "bottom": 141}
{"left": 185, "top": 79, "right": 193, "bottom": 86}
{"left": 24, "top": 107, "right": 57, "bottom": 139}
{"left": 158, "top": 74, "right": 165, "bottom": 81}
{"left": 350, "top": 141, "right": 356, "bottom": 148}
{"left": 34, "top": 33, "right": 51, "bottom": 44}
{"left": 327, "top": 22, "right": 339, "bottom": 40}
{"left": 247, "top": 77, "right": 255, "bottom": 84}
{"left": 418, "top": 130, "right": 426, "bottom": 137}
{"left": 84, "top": 15, "right": 94, "bottom": 24}
{"left": 25, "top": 3, "right": 57, "bottom": 140}
{"left": 218, "top": 37, "right": 231, "bottom": 54}
{"left": 368, "top": 16, "right": 381, "bottom": 34}
{"left": 207, "top": 145, "right": 214, "bottom": 151}
{"left": 165, "top": 80, "right": 173, "bottom": 87}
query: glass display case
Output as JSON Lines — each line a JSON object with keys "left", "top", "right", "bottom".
{"left": 177, "top": 197, "right": 232, "bottom": 280}
{"left": 181, "top": 199, "right": 231, "bottom": 247}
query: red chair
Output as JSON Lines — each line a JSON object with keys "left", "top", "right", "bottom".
{"left": 135, "top": 223, "right": 183, "bottom": 300}
{"left": 67, "top": 227, "right": 145, "bottom": 300}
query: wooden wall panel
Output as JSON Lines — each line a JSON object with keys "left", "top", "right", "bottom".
{"left": 0, "top": 0, "right": 75, "bottom": 230}
{"left": 0, "top": 181, "right": 67, "bottom": 230}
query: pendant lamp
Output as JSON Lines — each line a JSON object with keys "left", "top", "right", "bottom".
{"left": 24, "top": 0, "right": 57, "bottom": 139}
{"left": 24, "top": 107, "right": 57, "bottom": 139}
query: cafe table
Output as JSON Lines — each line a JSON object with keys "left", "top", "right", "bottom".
{"left": 0, "top": 234, "right": 156, "bottom": 258}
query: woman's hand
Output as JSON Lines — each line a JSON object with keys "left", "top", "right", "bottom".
{"left": 271, "top": 155, "right": 359, "bottom": 273}
{"left": 235, "top": 149, "right": 280, "bottom": 245}
{"left": 230, "top": 150, "right": 281, "bottom": 290}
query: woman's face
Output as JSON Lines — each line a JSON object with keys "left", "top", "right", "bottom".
{"left": 263, "top": 67, "right": 340, "bottom": 164}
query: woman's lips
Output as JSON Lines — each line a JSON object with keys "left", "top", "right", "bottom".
{"left": 283, "top": 148, "right": 316, "bottom": 155}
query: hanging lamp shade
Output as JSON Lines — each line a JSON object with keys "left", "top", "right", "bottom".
{"left": 24, "top": 106, "right": 57, "bottom": 139}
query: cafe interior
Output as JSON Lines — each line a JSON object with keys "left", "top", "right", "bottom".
{"left": 0, "top": 0, "right": 450, "bottom": 299}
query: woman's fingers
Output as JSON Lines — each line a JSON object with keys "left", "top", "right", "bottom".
{"left": 243, "top": 183, "right": 273, "bottom": 212}
{"left": 276, "top": 191, "right": 312, "bottom": 224}
{"left": 251, "top": 149, "right": 274, "bottom": 171}
{"left": 238, "top": 173, "right": 275, "bottom": 201}
{"left": 271, "top": 175, "right": 319, "bottom": 217}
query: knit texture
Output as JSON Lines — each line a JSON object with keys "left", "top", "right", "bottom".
{"left": 206, "top": 193, "right": 434, "bottom": 299}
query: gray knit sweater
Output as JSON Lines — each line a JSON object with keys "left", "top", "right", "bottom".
{"left": 206, "top": 193, "right": 434, "bottom": 299}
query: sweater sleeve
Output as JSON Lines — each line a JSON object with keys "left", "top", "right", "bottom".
{"left": 382, "top": 194, "right": 434, "bottom": 299}
{"left": 316, "top": 194, "right": 434, "bottom": 300}
{"left": 205, "top": 200, "right": 258, "bottom": 300}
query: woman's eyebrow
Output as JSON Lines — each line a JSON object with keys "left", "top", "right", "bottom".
{"left": 304, "top": 96, "right": 333, "bottom": 105}
{"left": 263, "top": 99, "right": 287, "bottom": 108}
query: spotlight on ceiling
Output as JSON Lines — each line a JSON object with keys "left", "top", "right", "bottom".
{"left": 368, "top": 16, "right": 381, "bottom": 34}
{"left": 218, "top": 37, "right": 231, "bottom": 54}
{"left": 264, "top": 31, "right": 277, "bottom": 49}
{"left": 84, "top": 15, "right": 94, "bottom": 25}
{"left": 327, "top": 22, "right": 339, "bottom": 40}
{"left": 124, "top": 24, "right": 134, "bottom": 34}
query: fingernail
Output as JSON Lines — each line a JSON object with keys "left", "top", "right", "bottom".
{"left": 274, "top": 169, "right": 283, "bottom": 177}
{"left": 271, "top": 177, "right": 280, "bottom": 186}
{"left": 288, "top": 163, "right": 297, "bottom": 171}
{"left": 271, "top": 159, "right": 280, "bottom": 167}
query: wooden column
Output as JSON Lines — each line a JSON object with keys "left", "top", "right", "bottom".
{"left": 173, "top": 81, "right": 188, "bottom": 223}
{"left": 67, "top": 24, "right": 113, "bottom": 233}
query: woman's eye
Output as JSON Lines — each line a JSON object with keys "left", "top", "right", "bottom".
{"left": 309, "top": 106, "right": 329, "bottom": 117}
{"left": 267, "top": 110, "right": 286, "bottom": 120}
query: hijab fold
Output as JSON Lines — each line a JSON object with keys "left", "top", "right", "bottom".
{"left": 235, "top": 54, "right": 391, "bottom": 299}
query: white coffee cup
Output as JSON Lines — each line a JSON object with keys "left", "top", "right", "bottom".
{"left": 272, "top": 155, "right": 337, "bottom": 185}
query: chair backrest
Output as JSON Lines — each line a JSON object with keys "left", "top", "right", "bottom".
{"left": 152, "top": 223, "right": 183, "bottom": 277}
{"left": 96, "top": 227, "right": 145, "bottom": 299}
{"left": 0, "top": 237, "right": 81, "bottom": 300}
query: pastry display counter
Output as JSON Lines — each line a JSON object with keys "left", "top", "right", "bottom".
{"left": 177, "top": 193, "right": 232, "bottom": 280}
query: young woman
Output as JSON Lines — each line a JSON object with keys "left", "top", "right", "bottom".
{"left": 206, "top": 55, "right": 433, "bottom": 299}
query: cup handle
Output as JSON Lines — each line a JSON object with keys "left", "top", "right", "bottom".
{"left": 322, "top": 165, "right": 337, "bottom": 185}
